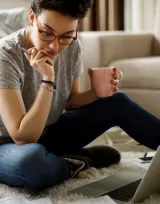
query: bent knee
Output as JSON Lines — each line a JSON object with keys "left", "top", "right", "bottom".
{"left": 16, "top": 143, "right": 45, "bottom": 158}
{"left": 112, "top": 91, "right": 131, "bottom": 102}
{"left": 0, "top": 143, "right": 69, "bottom": 189}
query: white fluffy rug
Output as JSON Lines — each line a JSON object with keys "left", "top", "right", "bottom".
{"left": 0, "top": 152, "right": 159, "bottom": 204}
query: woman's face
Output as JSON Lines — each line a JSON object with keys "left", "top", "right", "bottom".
{"left": 28, "top": 9, "right": 78, "bottom": 58}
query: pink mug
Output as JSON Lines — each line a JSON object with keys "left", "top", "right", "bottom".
{"left": 90, "top": 67, "right": 123, "bottom": 98}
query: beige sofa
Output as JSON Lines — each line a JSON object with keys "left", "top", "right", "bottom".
{"left": 79, "top": 32, "right": 160, "bottom": 118}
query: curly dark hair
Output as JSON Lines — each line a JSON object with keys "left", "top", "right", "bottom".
{"left": 31, "top": 0, "right": 92, "bottom": 19}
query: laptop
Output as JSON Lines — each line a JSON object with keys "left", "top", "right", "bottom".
{"left": 69, "top": 146, "right": 160, "bottom": 204}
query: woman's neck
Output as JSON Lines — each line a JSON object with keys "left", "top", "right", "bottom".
{"left": 24, "top": 27, "right": 34, "bottom": 48}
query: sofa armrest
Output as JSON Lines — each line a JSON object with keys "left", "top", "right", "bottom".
{"left": 152, "top": 36, "right": 160, "bottom": 55}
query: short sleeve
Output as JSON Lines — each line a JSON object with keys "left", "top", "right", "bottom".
{"left": 72, "top": 39, "right": 84, "bottom": 79}
{"left": 0, "top": 56, "right": 21, "bottom": 90}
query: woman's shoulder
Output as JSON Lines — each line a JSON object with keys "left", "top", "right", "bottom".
{"left": 68, "top": 38, "right": 82, "bottom": 51}
{"left": 62, "top": 38, "right": 82, "bottom": 60}
{"left": 0, "top": 29, "right": 25, "bottom": 60}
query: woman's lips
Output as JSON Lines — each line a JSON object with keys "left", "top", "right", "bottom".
{"left": 46, "top": 50, "right": 58, "bottom": 55}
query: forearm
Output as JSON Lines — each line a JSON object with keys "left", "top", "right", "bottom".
{"left": 66, "top": 89, "right": 97, "bottom": 110}
{"left": 16, "top": 85, "right": 54, "bottom": 144}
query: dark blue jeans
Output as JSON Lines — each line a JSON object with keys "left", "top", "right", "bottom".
{"left": 0, "top": 92, "right": 160, "bottom": 189}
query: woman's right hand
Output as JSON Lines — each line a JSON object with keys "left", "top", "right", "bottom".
{"left": 24, "top": 48, "right": 55, "bottom": 81}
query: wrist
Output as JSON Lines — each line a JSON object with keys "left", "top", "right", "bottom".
{"left": 41, "top": 80, "right": 56, "bottom": 90}
{"left": 42, "top": 75, "right": 55, "bottom": 82}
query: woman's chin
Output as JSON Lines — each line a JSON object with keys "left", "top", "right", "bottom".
{"left": 47, "top": 52, "right": 58, "bottom": 58}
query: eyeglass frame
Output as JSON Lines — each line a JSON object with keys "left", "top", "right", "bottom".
{"left": 35, "top": 16, "right": 77, "bottom": 45}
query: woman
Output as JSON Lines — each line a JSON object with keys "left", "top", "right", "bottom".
{"left": 0, "top": 0, "right": 159, "bottom": 189}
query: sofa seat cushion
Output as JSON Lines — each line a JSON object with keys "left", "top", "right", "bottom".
{"left": 109, "top": 57, "right": 160, "bottom": 89}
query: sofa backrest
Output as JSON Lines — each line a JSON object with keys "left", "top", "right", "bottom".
{"left": 79, "top": 31, "right": 154, "bottom": 68}
{"left": 0, "top": 8, "right": 28, "bottom": 39}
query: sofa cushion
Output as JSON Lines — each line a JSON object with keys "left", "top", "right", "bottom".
{"left": 0, "top": 8, "right": 28, "bottom": 38}
{"left": 100, "top": 33, "right": 153, "bottom": 66}
{"left": 109, "top": 57, "right": 160, "bottom": 89}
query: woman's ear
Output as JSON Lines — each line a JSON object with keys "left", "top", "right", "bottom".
{"left": 28, "top": 9, "right": 35, "bottom": 26}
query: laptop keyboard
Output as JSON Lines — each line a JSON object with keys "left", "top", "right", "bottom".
{"left": 102, "top": 179, "right": 142, "bottom": 201}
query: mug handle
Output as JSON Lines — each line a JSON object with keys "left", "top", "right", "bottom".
{"left": 116, "top": 69, "right": 123, "bottom": 85}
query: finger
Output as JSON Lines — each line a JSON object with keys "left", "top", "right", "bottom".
{"left": 24, "top": 52, "right": 30, "bottom": 61}
{"left": 38, "top": 56, "right": 54, "bottom": 66}
{"left": 28, "top": 47, "right": 35, "bottom": 52}
{"left": 46, "top": 58, "right": 54, "bottom": 66}
{"left": 88, "top": 68, "right": 92, "bottom": 76}
{"left": 113, "top": 86, "right": 119, "bottom": 92}
{"left": 41, "top": 49, "right": 48, "bottom": 56}
{"left": 30, "top": 48, "right": 38, "bottom": 61}
{"left": 112, "top": 67, "right": 117, "bottom": 72}
{"left": 112, "top": 72, "right": 118, "bottom": 79}
{"left": 35, "top": 50, "right": 48, "bottom": 60}
{"left": 20, "top": 47, "right": 31, "bottom": 55}
{"left": 27, "top": 47, "right": 35, "bottom": 54}
{"left": 115, "top": 79, "right": 119, "bottom": 85}
{"left": 111, "top": 79, "right": 119, "bottom": 85}
{"left": 88, "top": 68, "right": 92, "bottom": 80}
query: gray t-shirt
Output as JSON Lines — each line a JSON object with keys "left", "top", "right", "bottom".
{"left": 0, "top": 28, "right": 84, "bottom": 143}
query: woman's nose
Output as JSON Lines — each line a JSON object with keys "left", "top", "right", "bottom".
{"left": 49, "top": 36, "right": 59, "bottom": 51}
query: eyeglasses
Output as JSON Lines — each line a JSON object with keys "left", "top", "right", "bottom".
{"left": 35, "top": 17, "right": 77, "bottom": 45}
